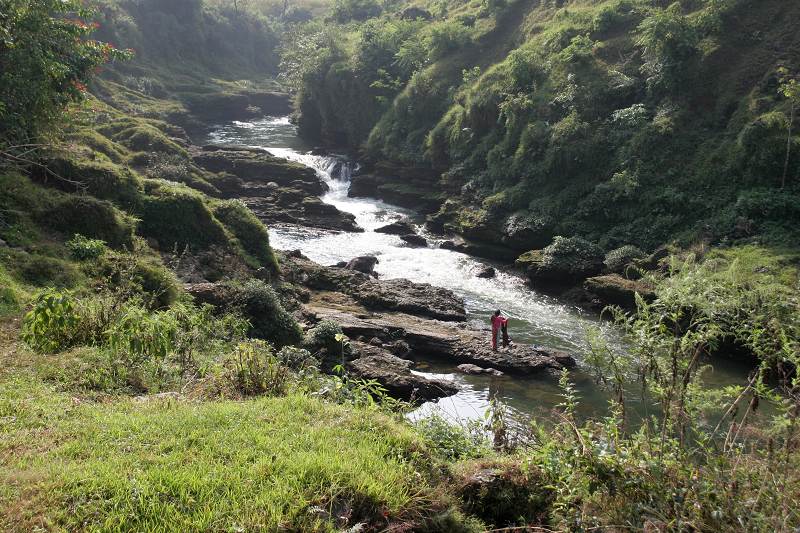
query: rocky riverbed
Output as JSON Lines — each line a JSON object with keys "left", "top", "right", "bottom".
{"left": 288, "top": 252, "right": 576, "bottom": 401}
{"left": 191, "top": 144, "right": 362, "bottom": 232}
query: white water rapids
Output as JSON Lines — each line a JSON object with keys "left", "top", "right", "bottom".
{"left": 206, "top": 116, "right": 748, "bottom": 422}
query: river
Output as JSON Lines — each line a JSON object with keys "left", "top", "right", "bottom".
{"left": 206, "top": 116, "right": 754, "bottom": 423}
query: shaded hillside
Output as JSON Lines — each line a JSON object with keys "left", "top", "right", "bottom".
{"left": 291, "top": 0, "right": 800, "bottom": 251}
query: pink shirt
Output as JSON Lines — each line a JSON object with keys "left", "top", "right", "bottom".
{"left": 491, "top": 315, "right": 507, "bottom": 332}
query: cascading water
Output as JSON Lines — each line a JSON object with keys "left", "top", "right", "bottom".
{"left": 206, "top": 116, "right": 749, "bottom": 422}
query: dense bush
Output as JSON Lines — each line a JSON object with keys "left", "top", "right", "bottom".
{"left": 414, "top": 414, "right": 490, "bottom": 461}
{"left": 22, "top": 288, "right": 250, "bottom": 391}
{"left": 229, "top": 280, "right": 303, "bottom": 348}
{"left": 276, "top": 346, "right": 319, "bottom": 371}
{"left": 291, "top": 0, "right": 799, "bottom": 249}
{"left": 93, "top": 0, "right": 281, "bottom": 76}
{"left": 95, "top": 251, "right": 180, "bottom": 309}
{"left": 330, "top": 0, "right": 381, "bottom": 23}
{"left": 226, "top": 340, "right": 290, "bottom": 396}
{"left": 304, "top": 320, "right": 348, "bottom": 356}
{"left": 66, "top": 234, "right": 107, "bottom": 260}
{"left": 529, "top": 236, "right": 604, "bottom": 283}
{"left": 22, "top": 290, "right": 81, "bottom": 353}
{"left": 603, "top": 244, "right": 645, "bottom": 273}
{"left": 15, "top": 254, "right": 84, "bottom": 288}
{"left": 0, "top": 0, "right": 129, "bottom": 145}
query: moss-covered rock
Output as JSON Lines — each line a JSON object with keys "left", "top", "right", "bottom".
{"left": 44, "top": 153, "right": 143, "bottom": 208}
{"left": 191, "top": 146, "right": 321, "bottom": 193}
{"left": 12, "top": 251, "right": 85, "bottom": 288}
{"left": 604, "top": 244, "right": 646, "bottom": 274}
{"left": 138, "top": 181, "right": 229, "bottom": 251}
{"left": 523, "top": 236, "right": 604, "bottom": 288}
{"left": 42, "top": 196, "right": 136, "bottom": 249}
{"left": 456, "top": 460, "right": 552, "bottom": 528}
{"left": 212, "top": 199, "right": 278, "bottom": 272}
{"left": 583, "top": 274, "right": 655, "bottom": 309}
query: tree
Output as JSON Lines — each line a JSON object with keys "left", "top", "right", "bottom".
{"left": 778, "top": 68, "right": 800, "bottom": 189}
{"left": 0, "top": 0, "right": 131, "bottom": 148}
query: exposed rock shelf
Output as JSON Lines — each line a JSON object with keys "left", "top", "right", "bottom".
{"left": 191, "top": 145, "right": 361, "bottom": 232}
{"left": 281, "top": 253, "right": 467, "bottom": 322}
{"left": 304, "top": 296, "right": 574, "bottom": 376}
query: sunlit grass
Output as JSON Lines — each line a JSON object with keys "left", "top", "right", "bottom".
{"left": 0, "top": 376, "right": 442, "bottom": 531}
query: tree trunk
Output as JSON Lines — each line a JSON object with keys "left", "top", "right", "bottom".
{"left": 783, "top": 102, "right": 794, "bottom": 189}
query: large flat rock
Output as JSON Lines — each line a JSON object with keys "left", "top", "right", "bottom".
{"left": 281, "top": 254, "right": 466, "bottom": 322}
{"left": 305, "top": 297, "right": 575, "bottom": 376}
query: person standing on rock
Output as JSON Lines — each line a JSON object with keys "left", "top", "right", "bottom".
{"left": 491, "top": 310, "right": 508, "bottom": 351}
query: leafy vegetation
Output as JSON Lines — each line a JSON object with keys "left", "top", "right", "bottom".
{"left": 1, "top": 0, "right": 799, "bottom": 530}
{"left": 289, "top": 0, "right": 800, "bottom": 249}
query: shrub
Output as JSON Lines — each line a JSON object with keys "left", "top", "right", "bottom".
{"left": 44, "top": 196, "right": 135, "bottom": 249}
{"left": 0, "top": 267, "right": 23, "bottom": 317}
{"left": 226, "top": 340, "right": 290, "bottom": 396}
{"left": 66, "top": 234, "right": 107, "bottom": 260}
{"left": 529, "top": 236, "right": 604, "bottom": 283}
{"left": 426, "top": 21, "right": 471, "bottom": 61}
{"left": 138, "top": 182, "right": 229, "bottom": 251}
{"left": 0, "top": 0, "right": 130, "bottom": 144}
{"left": 304, "top": 320, "right": 347, "bottom": 356}
{"left": 277, "top": 346, "right": 319, "bottom": 371}
{"left": 97, "top": 252, "right": 180, "bottom": 309}
{"left": 230, "top": 280, "right": 302, "bottom": 347}
{"left": 457, "top": 460, "right": 552, "bottom": 528}
{"left": 213, "top": 200, "right": 278, "bottom": 271}
{"left": 735, "top": 188, "right": 800, "bottom": 222}
{"left": 331, "top": 0, "right": 381, "bottom": 23}
{"left": 604, "top": 244, "right": 646, "bottom": 273}
{"left": 22, "top": 289, "right": 80, "bottom": 353}
{"left": 414, "top": 414, "right": 491, "bottom": 460}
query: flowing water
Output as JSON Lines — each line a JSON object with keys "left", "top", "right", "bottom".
{"left": 206, "top": 116, "right": 755, "bottom": 423}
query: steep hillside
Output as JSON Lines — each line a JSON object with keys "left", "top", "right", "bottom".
{"left": 291, "top": 0, "right": 800, "bottom": 253}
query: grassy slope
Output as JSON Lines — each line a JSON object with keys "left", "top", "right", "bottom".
{"left": 0, "top": 321, "right": 452, "bottom": 532}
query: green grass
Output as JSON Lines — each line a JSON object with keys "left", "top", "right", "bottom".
{"left": 0, "top": 375, "right": 447, "bottom": 532}
{"left": 702, "top": 244, "right": 800, "bottom": 288}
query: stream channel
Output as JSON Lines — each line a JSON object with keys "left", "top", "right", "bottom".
{"left": 207, "top": 116, "right": 754, "bottom": 424}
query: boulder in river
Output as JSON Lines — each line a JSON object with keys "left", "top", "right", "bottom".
{"left": 583, "top": 274, "right": 655, "bottom": 310}
{"left": 457, "top": 364, "right": 504, "bottom": 376}
{"left": 347, "top": 343, "right": 458, "bottom": 402}
{"left": 518, "top": 236, "right": 604, "bottom": 291}
{"left": 345, "top": 255, "right": 379, "bottom": 276}
{"left": 348, "top": 174, "right": 378, "bottom": 198}
{"left": 440, "top": 236, "right": 519, "bottom": 262}
{"left": 192, "top": 145, "right": 362, "bottom": 232}
{"left": 375, "top": 220, "right": 415, "bottom": 235}
{"left": 192, "top": 145, "right": 322, "bottom": 195}
{"left": 475, "top": 266, "right": 496, "bottom": 279}
{"left": 400, "top": 234, "right": 428, "bottom": 247}
{"left": 375, "top": 220, "right": 414, "bottom": 235}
